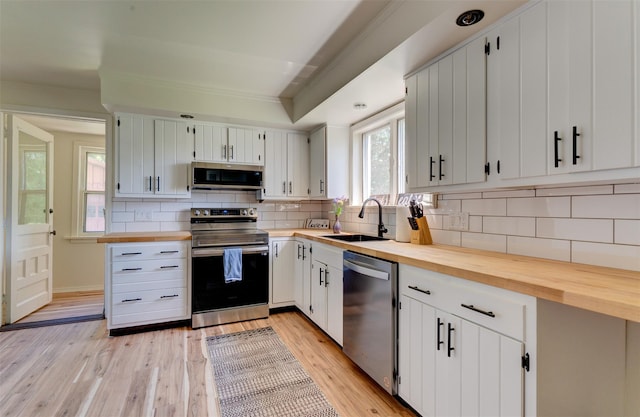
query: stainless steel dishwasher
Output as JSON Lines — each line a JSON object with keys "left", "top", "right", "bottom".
{"left": 343, "top": 250, "right": 398, "bottom": 395}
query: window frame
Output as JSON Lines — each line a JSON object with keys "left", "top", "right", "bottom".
{"left": 71, "top": 143, "right": 105, "bottom": 237}
{"left": 351, "top": 102, "right": 405, "bottom": 205}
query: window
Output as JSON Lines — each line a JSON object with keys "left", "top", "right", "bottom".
{"left": 352, "top": 103, "right": 405, "bottom": 205}
{"left": 72, "top": 144, "right": 105, "bottom": 236}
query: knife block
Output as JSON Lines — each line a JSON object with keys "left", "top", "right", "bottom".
{"left": 410, "top": 217, "right": 433, "bottom": 245}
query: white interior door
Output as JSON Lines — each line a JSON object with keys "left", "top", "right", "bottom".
{"left": 6, "top": 115, "right": 54, "bottom": 323}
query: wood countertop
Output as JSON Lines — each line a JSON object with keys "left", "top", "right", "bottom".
{"left": 273, "top": 229, "right": 640, "bottom": 323}
{"left": 97, "top": 231, "right": 192, "bottom": 243}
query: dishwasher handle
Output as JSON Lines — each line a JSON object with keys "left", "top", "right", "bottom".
{"left": 343, "top": 259, "right": 389, "bottom": 280}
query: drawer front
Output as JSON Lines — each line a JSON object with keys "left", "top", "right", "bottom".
{"left": 448, "top": 282, "right": 526, "bottom": 341}
{"left": 111, "top": 258, "right": 187, "bottom": 275}
{"left": 313, "top": 243, "right": 343, "bottom": 269}
{"left": 111, "top": 242, "right": 187, "bottom": 261}
{"left": 112, "top": 271, "right": 186, "bottom": 293}
{"left": 399, "top": 264, "right": 452, "bottom": 311}
{"left": 111, "top": 287, "right": 187, "bottom": 326}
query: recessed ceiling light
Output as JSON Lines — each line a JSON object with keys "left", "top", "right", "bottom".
{"left": 353, "top": 103, "right": 367, "bottom": 110}
{"left": 456, "top": 9, "right": 484, "bottom": 27}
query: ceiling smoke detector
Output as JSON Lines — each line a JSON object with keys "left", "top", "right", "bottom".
{"left": 456, "top": 9, "right": 484, "bottom": 27}
{"left": 353, "top": 103, "right": 367, "bottom": 110}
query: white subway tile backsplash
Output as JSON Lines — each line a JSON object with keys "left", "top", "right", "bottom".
{"left": 461, "top": 232, "right": 506, "bottom": 253}
{"left": 112, "top": 211, "right": 134, "bottom": 222}
{"left": 433, "top": 199, "right": 461, "bottom": 212}
{"left": 572, "top": 242, "right": 640, "bottom": 271}
{"left": 125, "top": 221, "right": 162, "bottom": 232}
{"left": 431, "top": 229, "right": 461, "bottom": 246}
{"left": 462, "top": 198, "right": 506, "bottom": 216}
{"left": 537, "top": 218, "right": 613, "bottom": 243}
{"left": 111, "top": 201, "right": 127, "bottom": 211}
{"left": 483, "top": 216, "right": 536, "bottom": 237}
{"left": 160, "top": 202, "right": 192, "bottom": 212}
{"left": 152, "top": 211, "right": 178, "bottom": 222}
{"left": 160, "top": 221, "right": 189, "bottom": 232}
{"left": 507, "top": 197, "right": 570, "bottom": 217}
{"left": 614, "top": 220, "right": 640, "bottom": 245}
{"left": 468, "top": 215, "right": 483, "bottom": 232}
{"left": 572, "top": 194, "right": 640, "bottom": 219}
{"left": 441, "top": 192, "right": 482, "bottom": 200}
{"left": 482, "top": 189, "right": 535, "bottom": 199}
{"left": 507, "top": 236, "right": 571, "bottom": 262}
{"left": 535, "top": 185, "right": 613, "bottom": 197}
{"left": 614, "top": 183, "right": 640, "bottom": 194}
{"left": 126, "top": 201, "right": 161, "bottom": 212}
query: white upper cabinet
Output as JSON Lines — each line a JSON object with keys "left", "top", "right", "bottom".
{"left": 309, "top": 125, "right": 349, "bottom": 199}
{"left": 263, "top": 130, "right": 309, "bottom": 199}
{"left": 549, "top": 0, "right": 636, "bottom": 174}
{"left": 115, "top": 113, "right": 190, "bottom": 198}
{"left": 193, "top": 123, "right": 263, "bottom": 165}
{"left": 405, "top": 36, "right": 487, "bottom": 191}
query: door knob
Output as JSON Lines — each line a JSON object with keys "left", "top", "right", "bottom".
{"left": 49, "top": 208, "right": 54, "bottom": 214}
{"left": 49, "top": 230, "right": 56, "bottom": 236}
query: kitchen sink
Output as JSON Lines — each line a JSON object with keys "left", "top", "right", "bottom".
{"left": 322, "top": 234, "right": 389, "bottom": 242}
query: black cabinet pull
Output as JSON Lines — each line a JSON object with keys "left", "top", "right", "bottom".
{"left": 496, "top": 160, "right": 501, "bottom": 174}
{"left": 429, "top": 157, "right": 435, "bottom": 180}
{"left": 297, "top": 244, "right": 302, "bottom": 260}
{"left": 122, "top": 268, "right": 142, "bottom": 271}
{"left": 325, "top": 269, "right": 330, "bottom": 287}
{"left": 447, "top": 323, "right": 455, "bottom": 357}
{"left": 461, "top": 303, "right": 496, "bottom": 318}
{"left": 437, "top": 317, "right": 444, "bottom": 351}
{"left": 408, "top": 285, "right": 431, "bottom": 295}
{"left": 319, "top": 268, "right": 324, "bottom": 286}
{"left": 121, "top": 252, "right": 142, "bottom": 256}
{"left": 160, "top": 250, "right": 179, "bottom": 254}
{"left": 160, "top": 265, "right": 179, "bottom": 269}
{"left": 122, "top": 297, "right": 142, "bottom": 303}
{"left": 160, "top": 294, "right": 179, "bottom": 299}
{"left": 157, "top": 176, "right": 160, "bottom": 192}
{"left": 302, "top": 245, "right": 307, "bottom": 261}
{"left": 554, "top": 130, "right": 563, "bottom": 168}
{"left": 439, "top": 155, "right": 445, "bottom": 180}
{"left": 572, "top": 126, "right": 581, "bottom": 165}
{"left": 149, "top": 176, "right": 152, "bottom": 191}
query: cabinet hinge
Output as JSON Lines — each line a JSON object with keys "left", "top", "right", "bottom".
{"left": 485, "top": 42, "right": 490, "bottom": 55}
{"left": 309, "top": 246, "right": 312, "bottom": 254}
{"left": 193, "top": 151, "right": 196, "bottom": 158}
{"left": 117, "top": 182, "right": 120, "bottom": 190}
{"left": 187, "top": 185, "right": 190, "bottom": 192}
{"left": 484, "top": 162, "right": 490, "bottom": 175}
{"left": 307, "top": 137, "right": 310, "bottom": 144}
{"left": 117, "top": 118, "right": 120, "bottom": 127}
{"left": 398, "top": 300, "right": 402, "bottom": 310}
{"left": 405, "top": 86, "right": 408, "bottom": 95}
{"left": 398, "top": 375, "right": 401, "bottom": 385}
{"left": 307, "top": 188, "right": 310, "bottom": 195}
{"left": 522, "top": 353, "right": 530, "bottom": 372}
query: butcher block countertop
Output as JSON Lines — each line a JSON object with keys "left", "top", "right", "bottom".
{"left": 97, "top": 231, "right": 192, "bottom": 243}
{"left": 273, "top": 229, "right": 640, "bottom": 323}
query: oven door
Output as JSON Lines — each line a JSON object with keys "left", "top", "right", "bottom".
{"left": 191, "top": 245, "right": 269, "bottom": 313}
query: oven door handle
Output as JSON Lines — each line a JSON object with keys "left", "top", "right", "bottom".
{"left": 192, "top": 245, "right": 269, "bottom": 257}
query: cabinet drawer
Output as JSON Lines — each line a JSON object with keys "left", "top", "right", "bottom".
{"left": 399, "top": 264, "right": 453, "bottom": 311}
{"left": 111, "top": 242, "right": 187, "bottom": 261}
{"left": 314, "top": 243, "right": 343, "bottom": 269}
{"left": 111, "top": 258, "right": 187, "bottom": 275}
{"left": 112, "top": 270, "right": 186, "bottom": 293}
{"left": 111, "top": 287, "right": 187, "bottom": 326}
{"left": 447, "top": 281, "right": 526, "bottom": 341}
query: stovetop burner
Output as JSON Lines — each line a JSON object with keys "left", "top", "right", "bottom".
{"left": 190, "top": 207, "right": 267, "bottom": 248}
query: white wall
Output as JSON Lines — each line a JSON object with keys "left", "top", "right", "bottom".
{"left": 52, "top": 131, "right": 105, "bottom": 292}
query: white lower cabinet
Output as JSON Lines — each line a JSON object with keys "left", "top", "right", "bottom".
{"left": 269, "top": 238, "right": 296, "bottom": 307}
{"left": 293, "top": 239, "right": 312, "bottom": 313}
{"left": 308, "top": 242, "right": 343, "bottom": 346}
{"left": 398, "top": 263, "right": 631, "bottom": 417}
{"left": 398, "top": 264, "right": 527, "bottom": 417}
{"left": 105, "top": 241, "right": 190, "bottom": 330}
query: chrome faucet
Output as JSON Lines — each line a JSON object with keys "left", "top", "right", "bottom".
{"left": 358, "top": 197, "right": 388, "bottom": 237}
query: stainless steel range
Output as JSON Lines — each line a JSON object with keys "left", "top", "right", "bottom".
{"left": 190, "top": 207, "right": 269, "bottom": 329}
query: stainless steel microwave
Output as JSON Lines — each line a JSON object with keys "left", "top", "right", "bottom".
{"left": 191, "top": 162, "right": 263, "bottom": 190}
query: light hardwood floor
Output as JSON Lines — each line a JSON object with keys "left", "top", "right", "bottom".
{"left": 0, "top": 310, "right": 416, "bottom": 417}
{"left": 16, "top": 291, "right": 104, "bottom": 324}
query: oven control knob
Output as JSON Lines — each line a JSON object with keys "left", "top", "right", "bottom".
{"left": 241, "top": 209, "right": 248, "bottom": 216}
{"left": 248, "top": 208, "right": 255, "bottom": 216}
{"left": 203, "top": 209, "right": 209, "bottom": 216}
{"left": 194, "top": 209, "right": 201, "bottom": 216}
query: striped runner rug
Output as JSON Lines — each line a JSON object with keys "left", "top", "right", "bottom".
{"left": 206, "top": 326, "right": 340, "bottom": 417}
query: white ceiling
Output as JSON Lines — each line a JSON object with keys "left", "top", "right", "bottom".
{"left": 0, "top": 0, "right": 527, "bottom": 133}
